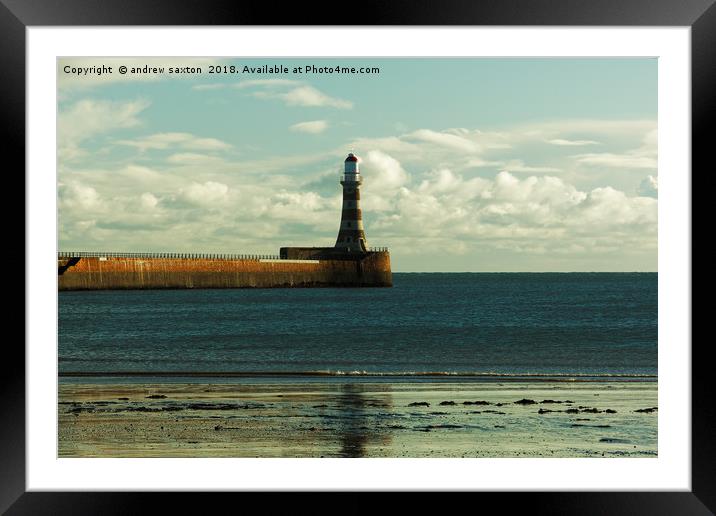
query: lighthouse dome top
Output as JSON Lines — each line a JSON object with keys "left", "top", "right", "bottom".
{"left": 345, "top": 153, "right": 358, "bottom": 163}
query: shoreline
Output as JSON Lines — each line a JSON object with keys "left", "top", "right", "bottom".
{"left": 59, "top": 380, "right": 658, "bottom": 458}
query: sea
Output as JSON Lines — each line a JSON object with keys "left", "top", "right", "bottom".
{"left": 58, "top": 273, "right": 657, "bottom": 383}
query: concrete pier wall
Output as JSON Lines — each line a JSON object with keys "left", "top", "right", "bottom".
{"left": 58, "top": 252, "right": 392, "bottom": 290}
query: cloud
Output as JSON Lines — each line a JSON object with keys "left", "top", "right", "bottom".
{"left": 569, "top": 125, "right": 657, "bottom": 170}
{"left": 58, "top": 99, "right": 150, "bottom": 161}
{"left": 59, "top": 182, "right": 103, "bottom": 211}
{"left": 548, "top": 139, "right": 599, "bottom": 146}
{"left": 363, "top": 151, "right": 409, "bottom": 190}
{"left": 166, "top": 153, "right": 225, "bottom": 165}
{"left": 360, "top": 151, "right": 410, "bottom": 211}
{"left": 268, "top": 191, "right": 331, "bottom": 223}
{"left": 290, "top": 120, "right": 328, "bottom": 134}
{"left": 178, "top": 181, "right": 230, "bottom": 206}
{"left": 234, "top": 79, "right": 302, "bottom": 89}
{"left": 573, "top": 153, "right": 657, "bottom": 169}
{"left": 350, "top": 121, "right": 658, "bottom": 210}
{"left": 57, "top": 111, "right": 658, "bottom": 268}
{"left": 237, "top": 80, "right": 353, "bottom": 109}
{"left": 140, "top": 192, "right": 159, "bottom": 209}
{"left": 354, "top": 127, "right": 557, "bottom": 178}
{"left": 232, "top": 152, "right": 336, "bottom": 176}
{"left": 119, "top": 165, "right": 165, "bottom": 186}
{"left": 116, "top": 132, "right": 232, "bottom": 152}
{"left": 578, "top": 186, "right": 657, "bottom": 228}
{"left": 281, "top": 86, "right": 353, "bottom": 109}
{"left": 500, "top": 160, "right": 561, "bottom": 174}
{"left": 407, "top": 129, "right": 480, "bottom": 153}
{"left": 58, "top": 157, "right": 657, "bottom": 265}
{"left": 357, "top": 154, "right": 655, "bottom": 261}
{"left": 524, "top": 119, "right": 655, "bottom": 135}
{"left": 637, "top": 175, "right": 658, "bottom": 198}
{"left": 192, "top": 83, "right": 227, "bottom": 91}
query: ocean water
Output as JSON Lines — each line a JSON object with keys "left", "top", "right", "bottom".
{"left": 57, "top": 273, "right": 657, "bottom": 380}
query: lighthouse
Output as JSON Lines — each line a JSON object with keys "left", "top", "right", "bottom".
{"left": 335, "top": 153, "right": 368, "bottom": 252}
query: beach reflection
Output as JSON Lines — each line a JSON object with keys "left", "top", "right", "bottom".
{"left": 332, "top": 383, "right": 393, "bottom": 458}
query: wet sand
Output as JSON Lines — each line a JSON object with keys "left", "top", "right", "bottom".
{"left": 58, "top": 381, "right": 657, "bottom": 458}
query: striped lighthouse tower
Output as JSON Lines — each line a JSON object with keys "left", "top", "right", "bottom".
{"left": 335, "top": 153, "right": 368, "bottom": 252}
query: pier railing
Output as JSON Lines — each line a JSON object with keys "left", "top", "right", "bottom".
{"left": 59, "top": 248, "right": 389, "bottom": 260}
{"left": 58, "top": 251, "right": 281, "bottom": 260}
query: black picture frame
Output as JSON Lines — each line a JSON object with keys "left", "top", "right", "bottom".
{"left": 6, "top": 0, "right": 709, "bottom": 513}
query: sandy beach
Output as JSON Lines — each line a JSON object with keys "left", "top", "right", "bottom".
{"left": 58, "top": 380, "right": 657, "bottom": 458}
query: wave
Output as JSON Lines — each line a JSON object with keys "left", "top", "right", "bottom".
{"left": 58, "top": 370, "right": 657, "bottom": 379}
{"left": 324, "top": 371, "right": 656, "bottom": 378}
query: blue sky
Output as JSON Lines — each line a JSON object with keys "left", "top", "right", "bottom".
{"left": 58, "top": 57, "right": 657, "bottom": 271}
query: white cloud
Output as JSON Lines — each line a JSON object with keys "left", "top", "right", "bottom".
{"left": 118, "top": 165, "right": 166, "bottom": 187}
{"left": 281, "top": 86, "right": 353, "bottom": 109}
{"left": 363, "top": 151, "right": 409, "bottom": 190}
{"left": 637, "top": 175, "right": 658, "bottom": 198}
{"left": 641, "top": 128, "right": 658, "bottom": 148}
{"left": 179, "top": 181, "right": 230, "bottom": 206}
{"left": 500, "top": 160, "right": 561, "bottom": 174}
{"left": 290, "top": 120, "right": 328, "bottom": 134}
{"left": 273, "top": 191, "right": 324, "bottom": 210}
{"left": 233, "top": 152, "right": 335, "bottom": 176}
{"left": 579, "top": 186, "right": 657, "bottom": 227}
{"left": 569, "top": 125, "right": 657, "bottom": 170}
{"left": 523, "top": 119, "right": 655, "bottom": 135}
{"left": 234, "top": 79, "right": 302, "bottom": 89}
{"left": 58, "top": 99, "right": 150, "bottom": 161}
{"left": 58, "top": 156, "right": 657, "bottom": 264}
{"left": 166, "top": 153, "right": 225, "bottom": 165}
{"left": 354, "top": 121, "right": 656, "bottom": 173}
{"left": 352, "top": 136, "right": 424, "bottom": 157}
{"left": 116, "top": 132, "right": 232, "bottom": 152}
{"left": 360, "top": 151, "right": 410, "bottom": 212}
{"left": 140, "top": 192, "right": 160, "bottom": 209}
{"left": 59, "top": 183, "right": 102, "bottom": 211}
{"left": 237, "top": 80, "right": 353, "bottom": 109}
{"left": 548, "top": 139, "right": 600, "bottom": 146}
{"left": 58, "top": 114, "right": 658, "bottom": 268}
{"left": 418, "top": 168, "right": 462, "bottom": 194}
{"left": 192, "top": 83, "right": 227, "bottom": 91}
{"left": 574, "top": 153, "right": 657, "bottom": 169}
{"left": 368, "top": 167, "right": 655, "bottom": 259}
{"left": 407, "top": 129, "right": 480, "bottom": 153}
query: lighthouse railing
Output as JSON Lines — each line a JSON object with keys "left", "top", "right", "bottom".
{"left": 340, "top": 174, "right": 362, "bottom": 183}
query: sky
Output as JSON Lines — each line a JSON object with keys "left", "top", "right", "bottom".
{"left": 57, "top": 57, "right": 657, "bottom": 272}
